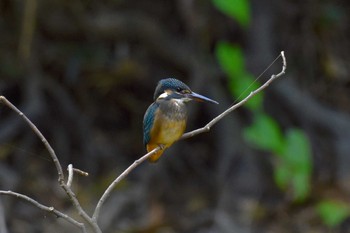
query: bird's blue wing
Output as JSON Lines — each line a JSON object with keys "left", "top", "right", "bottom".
{"left": 143, "top": 102, "right": 159, "bottom": 147}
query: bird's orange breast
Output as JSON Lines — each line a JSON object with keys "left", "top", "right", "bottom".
{"left": 146, "top": 110, "right": 187, "bottom": 162}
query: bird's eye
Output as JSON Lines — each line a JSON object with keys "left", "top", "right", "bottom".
{"left": 176, "top": 87, "right": 182, "bottom": 92}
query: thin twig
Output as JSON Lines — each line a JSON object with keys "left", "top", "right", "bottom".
{"left": 0, "top": 190, "right": 87, "bottom": 233}
{"left": 92, "top": 51, "right": 287, "bottom": 221}
{"left": 0, "top": 96, "right": 64, "bottom": 183}
{"left": 67, "top": 164, "right": 89, "bottom": 188}
{"left": 73, "top": 168, "right": 89, "bottom": 177}
{"left": 0, "top": 96, "right": 102, "bottom": 233}
{"left": 61, "top": 186, "right": 101, "bottom": 233}
{"left": 67, "top": 164, "right": 74, "bottom": 188}
{"left": 92, "top": 147, "right": 161, "bottom": 221}
{"left": 181, "top": 51, "right": 287, "bottom": 139}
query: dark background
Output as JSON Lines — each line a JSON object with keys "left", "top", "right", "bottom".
{"left": 1, "top": 0, "right": 350, "bottom": 232}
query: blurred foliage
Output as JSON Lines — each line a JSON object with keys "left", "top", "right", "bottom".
{"left": 244, "top": 113, "right": 284, "bottom": 153}
{"left": 244, "top": 115, "right": 312, "bottom": 202}
{"left": 316, "top": 200, "right": 350, "bottom": 227}
{"left": 212, "top": 0, "right": 251, "bottom": 27}
{"left": 275, "top": 129, "right": 312, "bottom": 201}
{"left": 213, "top": 0, "right": 350, "bottom": 222}
{"left": 214, "top": 7, "right": 312, "bottom": 202}
{"left": 245, "top": 118, "right": 312, "bottom": 201}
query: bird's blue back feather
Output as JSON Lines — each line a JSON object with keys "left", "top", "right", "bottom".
{"left": 143, "top": 102, "right": 159, "bottom": 146}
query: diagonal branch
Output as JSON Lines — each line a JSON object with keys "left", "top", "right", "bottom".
{"left": 0, "top": 96, "right": 65, "bottom": 183}
{"left": 92, "top": 51, "right": 287, "bottom": 221}
{"left": 181, "top": 51, "right": 287, "bottom": 139}
{"left": 0, "top": 190, "right": 87, "bottom": 233}
{"left": 92, "top": 147, "right": 160, "bottom": 220}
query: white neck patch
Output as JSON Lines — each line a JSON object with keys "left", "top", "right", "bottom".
{"left": 158, "top": 92, "right": 169, "bottom": 99}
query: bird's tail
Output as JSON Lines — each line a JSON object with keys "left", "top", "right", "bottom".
{"left": 147, "top": 144, "right": 164, "bottom": 163}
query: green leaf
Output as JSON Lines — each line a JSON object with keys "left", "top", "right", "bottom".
{"left": 281, "top": 129, "right": 312, "bottom": 201}
{"left": 283, "top": 129, "right": 312, "bottom": 174}
{"left": 292, "top": 173, "right": 310, "bottom": 202}
{"left": 317, "top": 200, "right": 350, "bottom": 227}
{"left": 212, "top": 0, "right": 251, "bottom": 28}
{"left": 244, "top": 113, "right": 284, "bottom": 153}
{"left": 274, "top": 162, "right": 290, "bottom": 190}
{"left": 215, "top": 42, "right": 245, "bottom": 77}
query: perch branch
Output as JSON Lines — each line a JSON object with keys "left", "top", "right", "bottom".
{"left": 181, "top": 51, "right": 286, "bottom": 139}
{"left": 92, "top": 51, "right": 286, "bottom": 221}
{"left": 92, "top": 147, "right": 161, "bottom": 220}
{"left": 0, "top": 190, "right": 87, "bottom": 233}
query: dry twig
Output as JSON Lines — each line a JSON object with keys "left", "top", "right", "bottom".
{"left": 0, "top": 96, "right": 102, "bottom": 233}
{"left": 182, "top": 51, "right": 287, "bottom": 139}
{"left": 92, "top": 147, "right": 161, "bottom": 220}
{"left": 0, "top": 190, "right": 87, "bottom": 233}
{"left": 67, "top": 164, "right": 89, "bottom": 188}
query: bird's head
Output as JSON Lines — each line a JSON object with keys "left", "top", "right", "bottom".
{"left": 153, "top": 78, "right": 218, "bottom": 104}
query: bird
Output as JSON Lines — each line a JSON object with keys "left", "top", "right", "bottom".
{"left": 143, "top": 78, "right": 218, "bottom": 162}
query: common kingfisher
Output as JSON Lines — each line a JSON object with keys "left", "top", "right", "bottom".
{"left": 143, "top": 78, "right": 218, "bottom": 162}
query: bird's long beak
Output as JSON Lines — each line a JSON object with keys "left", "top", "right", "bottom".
{"left": 188, "top": 92, "right": 219, "bottom": 104}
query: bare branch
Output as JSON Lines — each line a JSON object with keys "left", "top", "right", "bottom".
{"left": 61, "top": 185, "right": 101, "bottom": 233}
{"left": 92, "top": 147, "right": 161, "bottom": 221}
{"left": 0, "top": 96, "right": 65, "bottom": 183}
{"left": 181, "top": 51, "right": 287, "bottom": 139}
{"left": 0, "top": 96, "right": 102, "bottom": 233}
{"left": 0, "top": 190, "right": 87, "bottom": 233}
